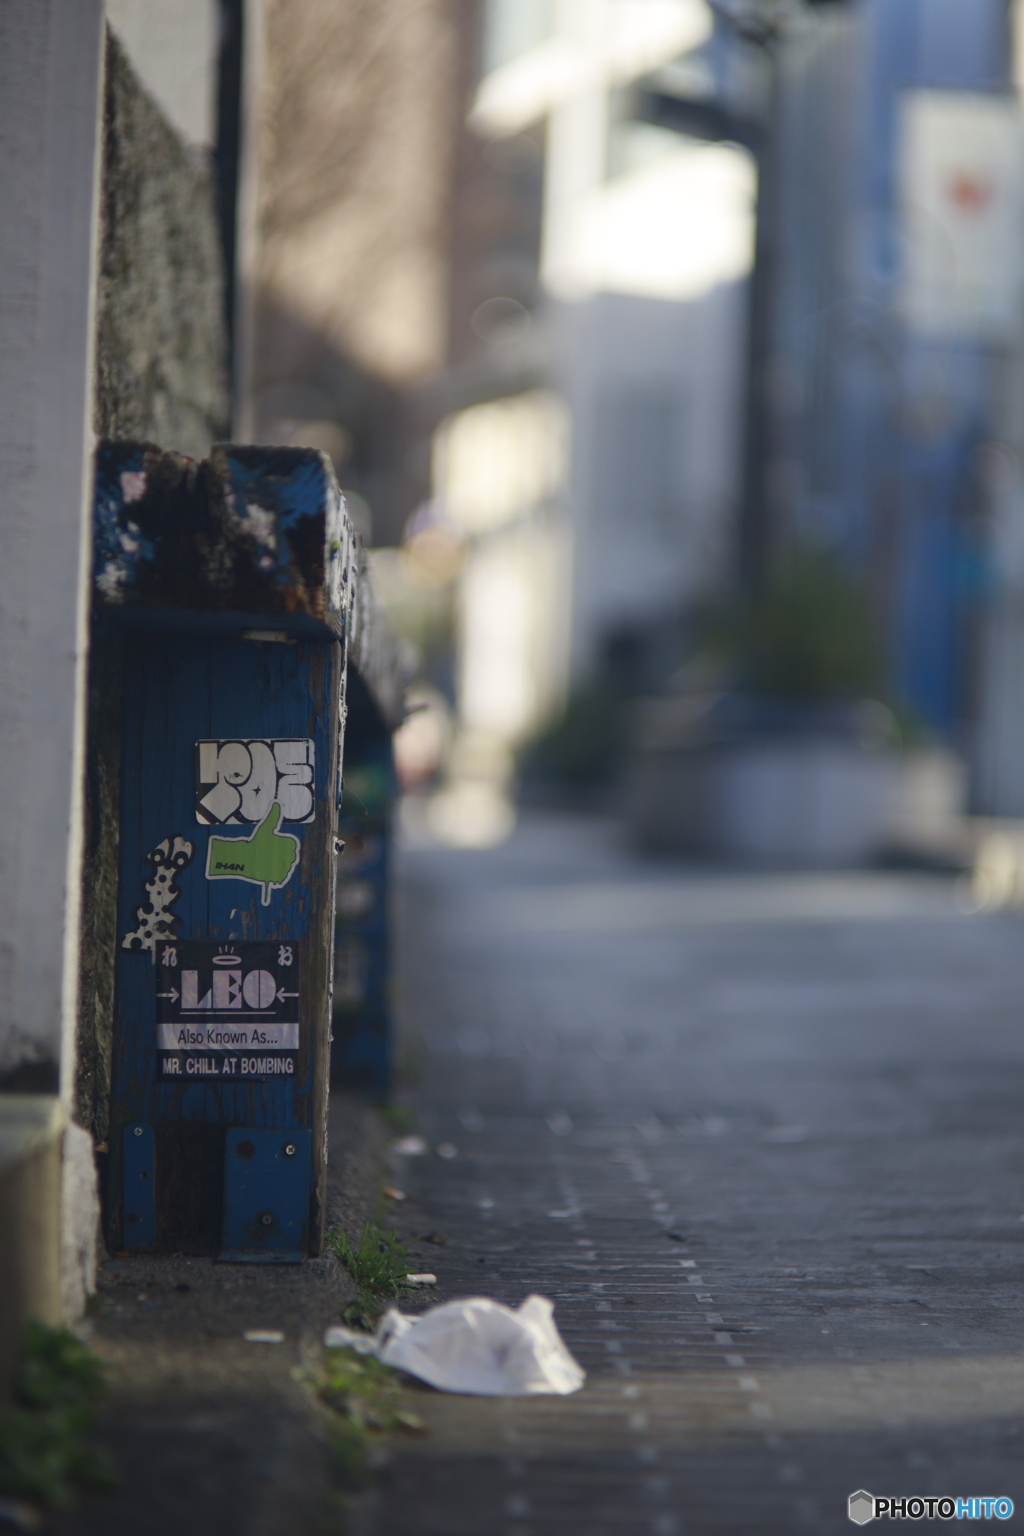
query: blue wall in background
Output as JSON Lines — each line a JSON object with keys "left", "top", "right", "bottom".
{"left": 775, "top": 0, "right": 1011, "bottom": 735}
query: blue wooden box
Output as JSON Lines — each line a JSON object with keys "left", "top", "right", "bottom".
{"left": 94, "top": 441, "right": 354, "bottom": 1260}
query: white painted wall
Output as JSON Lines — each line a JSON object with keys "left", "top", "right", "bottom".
{"left": 553, "top": 283, "right": 746, "bottom": 676}
{"left": 470, "top": 0, "right": 750, "bottom": 687}
{"left": 0, "top": 0, "right": 105, "bottom": 1090}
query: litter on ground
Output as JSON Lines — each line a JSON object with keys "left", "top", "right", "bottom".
{"left": 324, "top": 1294, "right": 585, "bottom": 1396}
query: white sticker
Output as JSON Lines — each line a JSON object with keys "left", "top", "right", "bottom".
{"left": 122, "top": 835, "right": 195, "bottom": 956}
{"left": 156, "top": 940, "right": 301, "bottom": 1080}
{"left": 156, "top": 1023, "right": 299, "bottom": 1050}
{"left": 195, "top": 738, "right": 315, "bottom": 824}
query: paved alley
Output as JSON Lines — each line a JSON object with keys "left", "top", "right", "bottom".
{"left": 376, "top": 811, "right": 1024, "bottom": 1534}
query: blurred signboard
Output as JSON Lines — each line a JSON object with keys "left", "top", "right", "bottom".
{"left": 899, "top": 91, "right": 1024, "bottom": 341}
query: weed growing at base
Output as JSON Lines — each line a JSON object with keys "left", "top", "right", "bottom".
{"left": 328, "top": 1219, "right": 409, "bottom": 1299}
{"left": 312, "top": 1350, "right": 424, "bottom": 1489}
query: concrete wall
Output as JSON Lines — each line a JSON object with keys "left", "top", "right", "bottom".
{"left": 0, "top": 2, "right": 231, "bottom": 1351}
{"left": 252, "top": 0, "right": 465, "bottom": 544}
{"left": 0, "top": 0, "right": 106, "bottom": 1363}
{"left": 0, "top": 0, "right": 105, "bottom": 1091}
{"left": 94, "top": 27, "right": 230, "bottom": 462}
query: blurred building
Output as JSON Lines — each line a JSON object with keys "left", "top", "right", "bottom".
{"left": 250, "top": 0, "right": 471, "bottom": 547}
{"left": 426, "top": 0, "right": 754, "bottom": 832}
{"left": 759, "top": 0, "right": 1024, "bottom": 812}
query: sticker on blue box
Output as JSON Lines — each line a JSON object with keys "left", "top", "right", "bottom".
{"left": 156, "top": 939, "right": 301, "bottom": 1081}
{"left": 195, "top": 739, "right": 315, "bottom": 825}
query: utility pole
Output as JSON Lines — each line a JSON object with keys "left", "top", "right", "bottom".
{"left": 709, "top": 0, "right": 850, "bottom": 597}
{"left": 637, "top": 0, "right": 851, "bottom": 597}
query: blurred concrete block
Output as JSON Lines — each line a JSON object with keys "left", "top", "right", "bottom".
{"left": 628, "top": 736, "right": 898, "bottom": 866}
{"left": 0, "top": 1096, "right": 63, "bottom": 1397}
{"left": 881, "top": 747, "right": 968, "bottom": 860}
{"left": 969, "top": 819, "right": 1024, "bottom": 909}
{"left": 625, "top": 693, "right": 971, "bottom": 867}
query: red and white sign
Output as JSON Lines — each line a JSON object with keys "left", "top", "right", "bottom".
{"left": 899, "top": 90, "right": 1024, "bottom": 341}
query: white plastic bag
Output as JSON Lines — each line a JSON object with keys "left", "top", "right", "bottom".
{"left": 325, "top": 1294, "right": 585, "bottom": 1396}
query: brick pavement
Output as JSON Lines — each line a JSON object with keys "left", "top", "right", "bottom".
{"left": 49, "top": 1096, "right": 385, "bottom": 1536}
{"left": 374, "top": 811, "right": 1024, "bottom": 1535}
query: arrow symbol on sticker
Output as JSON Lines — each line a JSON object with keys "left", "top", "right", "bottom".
{"left": 156, "top": 988, "right": 180, "bottom": 1002}
{"left": 276, "top": 988, "right": 299, "bottom": 1001}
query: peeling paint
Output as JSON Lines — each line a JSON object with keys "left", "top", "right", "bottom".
{"left": 92, "top": 441, "right": 353, "bottom": 639}
{"left": 120, "top": 470, "right": 146, "bottom": 503}
{"left": 236, "top": 501, "right": 277, "bottom": 549}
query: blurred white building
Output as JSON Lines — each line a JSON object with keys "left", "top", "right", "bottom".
{"left": 430, "top": 0, "right": 754, "bottom": 834}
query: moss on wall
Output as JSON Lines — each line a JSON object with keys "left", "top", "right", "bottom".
{"left": 75, "top": 628, "right": 122, "bottom": 1147}
{"left": 78, "top": 29, "right": 231, "bottom": 1142}
{"left": 94, "top": 27, "right": 229, "bottom": 460}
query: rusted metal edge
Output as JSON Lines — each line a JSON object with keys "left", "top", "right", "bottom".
{"left": 93, "top": 440, "right": 353, "bottom": 636}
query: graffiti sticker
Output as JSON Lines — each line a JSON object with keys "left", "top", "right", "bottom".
{"left": 205, "top": 802, "right": 301, "bottom": 905}
{"left": 122, "top": 835, "right": 195, "bottom": 958}
{"left": 156, "top": 939, "right": 300, "bottom": 1080}
{"left": 195, "top": 738, "right": 315, "bottom": 825}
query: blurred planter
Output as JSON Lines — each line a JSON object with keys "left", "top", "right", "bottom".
{"left": 625, "top": 693, "right": 963, "bottom": 867}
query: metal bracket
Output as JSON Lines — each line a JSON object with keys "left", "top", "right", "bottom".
{"left": 220, "top": 1127, "right": 311, "bottom": 1263}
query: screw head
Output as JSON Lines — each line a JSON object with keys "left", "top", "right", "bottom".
{"left": 237, "top": 1140, "right": 256, "bottom": 1159}
{"left": 284, "top": 1143, "right": 296, "bottom": 1157}
{"left": 133, "top": 1126, "right": 144, "bottom": 1137}
{"left": 260, "top": 1212, "right": 274, "bottom": 1227}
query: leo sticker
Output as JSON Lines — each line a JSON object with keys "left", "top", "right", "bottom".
{"left": 195, "top": 739, "right": 315, "bottom": 824}
{"left": 156, "top": 939, "right": 300, "bottom": 1080}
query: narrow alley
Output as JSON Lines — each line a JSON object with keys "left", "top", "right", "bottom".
{"left": 374, "top": 812, "right": 1024, "bottom": 1533}
{"left": 9, "top": 7, "right": 1024, "bottom": 1535}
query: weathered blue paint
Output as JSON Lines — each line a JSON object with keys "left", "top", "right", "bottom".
{"left": 108, "top": 632, "right": 341, "bottom": 1255}
{"left": 121, "top": 1123, "right": 155, "bottom": 1251}
{"left": 97, "top": 442, "right": 349, "bottom": 1259}
{"left": 221, "top": 1127, "right": 312, "bottom": 1263}
{"left": 93, "top": 440, "right": 352, "bottom": 637}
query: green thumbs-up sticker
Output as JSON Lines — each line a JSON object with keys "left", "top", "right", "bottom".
{"left": 205, "top": 801, "right": 301, "bottom": 906}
